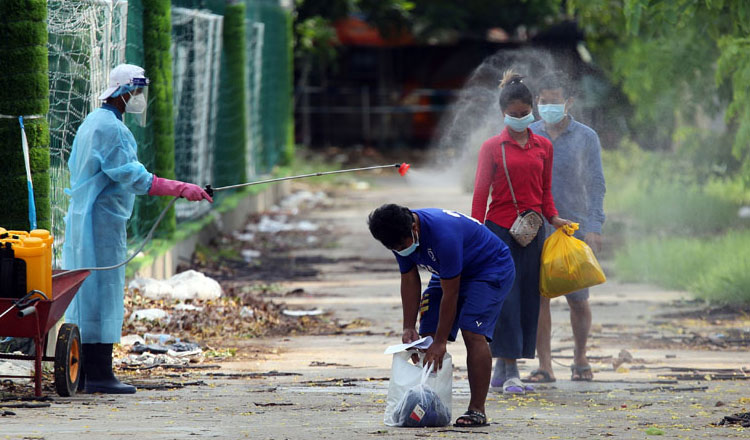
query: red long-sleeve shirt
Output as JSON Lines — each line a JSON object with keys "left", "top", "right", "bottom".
{"left": 471, "top": 127, "right": 558, "bottom": 228}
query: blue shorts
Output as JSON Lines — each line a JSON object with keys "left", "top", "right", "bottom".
{"left": 418, "top": 271, "right": 514, "bottom": 342}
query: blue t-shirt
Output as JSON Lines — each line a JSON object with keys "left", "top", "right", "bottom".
{"left": 393, "top": 208, "right": 513, "bottom": 280}
{"left": 530, "top": 116, "right": 606, "bottom": 234}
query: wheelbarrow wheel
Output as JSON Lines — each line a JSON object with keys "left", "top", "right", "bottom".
{"left": 54, "top": 323, "right": 82, "bottom": 397}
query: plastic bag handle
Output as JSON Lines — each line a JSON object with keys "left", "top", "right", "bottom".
{"left": 562, "top": 222, "right": 580, "bottom": 236}
{"left": 420, "top": 361, "right": 433, "bottom": 384}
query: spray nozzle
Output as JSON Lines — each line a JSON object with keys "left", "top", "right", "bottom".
{"left": 397, "top": 163, "right": 410, "bottom": 176}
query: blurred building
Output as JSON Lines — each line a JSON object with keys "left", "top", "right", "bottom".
{"left": 295, "top": 17, "right": 628, "bottom": 150}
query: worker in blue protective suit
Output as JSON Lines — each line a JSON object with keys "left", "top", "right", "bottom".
{"left": 62, "top": 64, "right": 212, "bottom": 394}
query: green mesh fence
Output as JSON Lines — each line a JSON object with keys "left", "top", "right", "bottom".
{"left": 171, "top": 7, "right": 222, "bottom": 220}
{"left": 47, "top": 0, "right": 129, "bottom": 264}
{"left": 46, "top": 0, "right": 293, "bottom": 252}
{"left": 245, "top": 0, "right": 294, "bottom": 174}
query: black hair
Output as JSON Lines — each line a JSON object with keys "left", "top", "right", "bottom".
{"left": 536, "top": 71, "right": 573, "bottom": 98}
{"left": 367, "top": 203, "right": 413, "bottom": 249}
{"left": 498, "top": 69, "right": 533, "bottom": 111}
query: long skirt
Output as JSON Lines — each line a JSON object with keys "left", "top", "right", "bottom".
{"left": 485, "top": 220, "right": 545, "bottom": 359}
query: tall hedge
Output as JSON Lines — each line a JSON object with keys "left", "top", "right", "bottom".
{"left": 0, "top": 0, "right": 50, "bottom": 231}
{"left": 213, "top": 2, "right": 247, "bottom": 188}
{"left": 142, "top": 0, "right": 176, "bottom": 235}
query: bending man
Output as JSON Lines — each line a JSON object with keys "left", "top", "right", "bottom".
{"left": 368, "top": 204, "right": 515, "bottom": 427}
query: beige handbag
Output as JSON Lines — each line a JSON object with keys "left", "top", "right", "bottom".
{"left": 501, "top": 142, "right": 543, "bottom": 247}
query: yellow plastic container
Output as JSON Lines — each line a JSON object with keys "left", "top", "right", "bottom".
{"left": 30, "top": 230, "right": 53, "bottom": 297}
{"left": 15, "top": 237, "right": 50, "bottom": 298}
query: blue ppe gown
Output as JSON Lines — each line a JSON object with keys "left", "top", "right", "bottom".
{"left": 62, "top": 105, "right": 153, "bottom": 343}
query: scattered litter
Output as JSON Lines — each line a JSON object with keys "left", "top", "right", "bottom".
{"left": 144, "top": 333, "right": 174, "bottom": 344}
{"left": 128, "top": 277, "right": 174, "bottom": 300}
{"left": 173, "top": 303, "right": 203, "bottom": 312}
{"left": 644, "top": 427, "right": 664, "bottom": 435}
{"left": 129, "top": 308, "right": 169, "bottom": 322}
{"left": 254, "top": 402, "right": 294, "bottom": 407}
{"left": 131, "top": 341, "right": 200, "bottom": 356}
{"left": 203, "top": 371, "right": 301, "bottom": 378}
{"left": 167, "top": 270, "right": 222, "bottom": 300}
{"left": 0, "top": 403, "right": 50, "bottom": 409}
{"left": 1, "top": 410, "right": 15, "bottom": 416}
{"left": 255, "top": 215, "right": 319, "bottom": 233}
{"left": 232, "top": 231, "right": 256, "bottom": 242}
{"left": 120, "top": 350, "right": 202, "bottom": 369}
{"left": 279, "top": 190, "right": 329, "bottom": 213}
{"left": 120, "top": 334, "right": 146, "bottom": 346}
{"left": 282, "top": 308, "right": 323, "bottom": 317}
{"left": 309, "top": 361, "right": 352, "bottom": 367}
{"left": 612, "top": 349, "right": 634, "bottom": 369}
{"left": 240, "top": 306, "right": 255, "bottom": 319}
{"left": 351, "top": 181, "right": 370, "bottom": 191}
{"left": 131, "top": 343, "right": 169, "bottom": 355}
{"left": 738, "top": 206, "right": 750, "bottom": 219}
{"left": 716, "top": 412, "right": 750, "bottom": 428}
{"left": 241, "top": 249, "right": 262, "bottom": 263}
{"left": 130, "top": 380, "right": 206, "bottom": 390}
{"left": 0, "top": 360, "right": 31, "bottom": 382}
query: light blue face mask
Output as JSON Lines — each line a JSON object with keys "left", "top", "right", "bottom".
{"left": 504, "top": 112, "right": 535, "bottom": 132}
{"left": 395, "top": 229, "right": 419, "bottom": 257}
{"left": 538, "top": 103, "right": 566, "bottom": 124}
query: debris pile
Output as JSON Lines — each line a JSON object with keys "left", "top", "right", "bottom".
{"left": 716, "top": 412, "right": 750, "bottom": 428}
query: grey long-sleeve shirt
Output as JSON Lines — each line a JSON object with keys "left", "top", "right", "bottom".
{"left": 530, "top": 116, "right": 606, "bottom": 234}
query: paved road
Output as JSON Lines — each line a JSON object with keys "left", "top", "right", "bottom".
{"left": 3, "top": 174, "right": 749, "bottom": 439}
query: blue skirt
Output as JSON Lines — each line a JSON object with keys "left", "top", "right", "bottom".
{"left": 485, "top": 220, "right": 545, "bottom": 359}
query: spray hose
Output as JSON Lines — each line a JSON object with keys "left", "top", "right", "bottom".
{"left": 51, "top": 162, "right": 410, "bottom": 280}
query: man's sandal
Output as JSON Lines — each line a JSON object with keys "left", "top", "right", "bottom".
{"left": 571, "top": 364, "right": 593, "bottom": 381}
{"left": 453, "top": 409, "right": 489, "bottom": 427}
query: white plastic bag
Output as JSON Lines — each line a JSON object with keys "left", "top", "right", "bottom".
{"left": 384, "top": 351, "right": 452, "bottom": 427}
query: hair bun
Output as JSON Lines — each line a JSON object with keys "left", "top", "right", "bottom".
{"left": 499, "top": 69, "right": 525, "bottom": 88}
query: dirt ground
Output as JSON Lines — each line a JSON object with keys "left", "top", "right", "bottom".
{"left": 2, "top": 173, "right": 750, "bottom": 440}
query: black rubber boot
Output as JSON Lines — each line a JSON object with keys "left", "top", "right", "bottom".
{"left": 82, "top": 343, "right": 136, "bottom": 394}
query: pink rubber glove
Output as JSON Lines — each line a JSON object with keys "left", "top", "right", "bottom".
{"left": 148, "top": 175, "right": 213, "bottom": 202}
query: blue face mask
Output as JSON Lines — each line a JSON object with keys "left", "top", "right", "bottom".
{"left": 395, "top": 230, "right": 419, "bottom": 257}
{"left": 538, "top": 104, "right": 566, "bottom": 124}
{"left": 504, "top": 112, "right": 535, "bottom": 132}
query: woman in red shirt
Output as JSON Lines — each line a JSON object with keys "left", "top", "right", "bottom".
{"left": 472, "top": 70, "right": 570, "bottom": 394}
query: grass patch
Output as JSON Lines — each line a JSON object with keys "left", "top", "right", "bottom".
{"left": 614, "top": 231, "right": 750, "bottom": 303}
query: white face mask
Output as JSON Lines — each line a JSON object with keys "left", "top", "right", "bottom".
{"left": 124, "top": 92, "right": 147, "bottom": 114}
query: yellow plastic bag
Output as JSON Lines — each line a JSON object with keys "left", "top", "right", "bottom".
{"left": 539, "top": 223, "right": 606, "bottom": 298}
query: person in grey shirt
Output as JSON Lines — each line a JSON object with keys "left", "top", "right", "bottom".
{"left": 526, "top": 71, "right": 606, "bottom": 382}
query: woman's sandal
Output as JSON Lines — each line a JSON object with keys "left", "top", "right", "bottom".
{"left": 453, "top": 409, "right": 489, "bottom": 427}
{"left": 502, "top": 377, "right": 527, "bottom": 394}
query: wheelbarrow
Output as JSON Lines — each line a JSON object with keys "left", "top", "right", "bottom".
{"left": 0, "top": 270, "right": 90, "bottom": 397}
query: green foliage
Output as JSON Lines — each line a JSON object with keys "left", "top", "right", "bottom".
{"left": 568, "top": 0, "right": 750, "bottom": 171}
{"left": 0, "top": 0, "right": 50, "bottom": 231}
{"left": 214, "top": 2, "right": 247, "bottom": 188}
{"left": 142, "top": 0, "right": 176, "bottom": 235}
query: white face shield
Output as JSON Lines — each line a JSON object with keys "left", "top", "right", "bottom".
{"left": 124, "top": 77, "right": 149, "bottom": 127}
